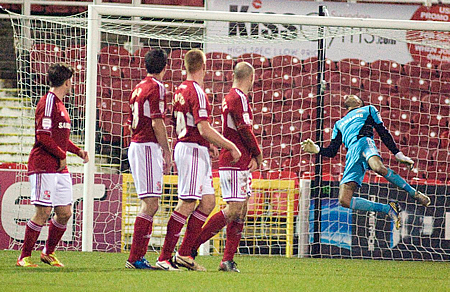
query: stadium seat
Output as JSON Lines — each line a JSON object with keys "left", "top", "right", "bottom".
{"left": 271, "top": 55, "right": 302, "bottom": 77}
{"left": 132, "top": 47, "right": 152, "bottom": 67}
{"left": 285, "top": 88, "right": 316, "bottom": 108}
{"left": 390, "top": 94, "right": 421, "bottom": 111}
{"left": 261, "top": 69, "right": 294, "bottom": 90}
{"left": 98, "top": 63, "right": 122, "bottom": 78}
{"left": 30, "top": 43, "right": 64, "bottom": 83}
{"left": 168, "top": 49, "right": 188, "bottom": 70}
{"left": 337, "top": 58, "right": 370, "bottom": 78}
{"left": 396, "top": 76, "right": 430, "bottom": 96}
{"left": 402, "top": 61, "right": 436, "bottom": 79}
{"left": 430, "top": 80, "right": 450, "bottom": 94}
{"left": 363, "top": 73, "right": 399, "bottom": 94}
{"left": 438, "top": 62, "right": 450, "bottom": 81}
{"left": 99, "top": 45, "right": 132, "bottom": 67}
{"left": 204, "top": 70, "right": 225, "bottom": 82}
{"left": 205, "top": 52, "right": 233, "bottom": 71}
{"left": 370, "top": 59, "right": 401, "bottom": 77}
{"left": 421, "top": 94, "right": 450, "bottom": 113}
{"left": 302, "top": 57, "right": 337, "bottom": 73}
{"left": 122, "top": 66, "right": 143, "bottom": 80}
{"left": 367, "top": 92, "right": 389, "bottom": 108}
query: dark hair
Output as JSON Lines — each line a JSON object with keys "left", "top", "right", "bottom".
{"left": 145, "top": 48, "right": 167, "bottom": 74}
{"left": 47, "top": 63, "right": 74, "bottom": 87}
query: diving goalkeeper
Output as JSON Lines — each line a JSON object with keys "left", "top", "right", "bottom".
{"left": 301, "top": 95, "right": 430, "bottom": 229}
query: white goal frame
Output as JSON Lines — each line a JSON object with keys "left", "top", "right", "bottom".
{"left": 83, "top": 4, "right": 450, "bottom": 252}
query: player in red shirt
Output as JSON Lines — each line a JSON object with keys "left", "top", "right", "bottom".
{"left": 125, "top": 48, "right": 171, "bottom": 269}
{"left": 190, "top": 62, "right": 262, "bottom": 272}
{"left": 17, "top": 63, "right": 89, "bottom": 267}
{"left": 156, "top": 49, "right": 241, "bottom": 271}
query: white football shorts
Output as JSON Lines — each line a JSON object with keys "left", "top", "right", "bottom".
{"left": 29, "top": 173, "right": 73, "bottom": 207}
{"left": 219, "top": 170, "right": 252, "bottom": 202}
{"left": 174, "top": 142, "right": 214, "bottom": 200}
{"left": 128, "top": 141, "right": 164, "bottom": 198}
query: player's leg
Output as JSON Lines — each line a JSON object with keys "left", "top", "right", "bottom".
{"left": 126, "top": 142, "right": 161, "bottom": 269}
{"left": 220, "top": 199, "right": 247, "bottom": 273}
{"left": 174, "top": 145, "right": 214, "bottom": 271}
{"left": 18, "top": 173, "right": 54, "bottom": 267}
{"left": 368, "top": 155, "right": 430, "bottom": 207}
{"left": 17, "top": 204, "right": 51, "bottom": 267}
{"left": 40, "top": 173, "right": 74, "bottom": 267}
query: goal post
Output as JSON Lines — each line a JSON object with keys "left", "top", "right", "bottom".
{"left": 6, "top": 4, "right": 450, "bottom": 260}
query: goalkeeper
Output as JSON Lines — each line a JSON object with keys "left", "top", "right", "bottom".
{"left": 301, "top": 95, "right": 430, "bottom": 229}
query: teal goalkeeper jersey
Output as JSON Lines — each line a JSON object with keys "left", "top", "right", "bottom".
{"left": 319, "top": 105, "right": 399, "bottom": 158}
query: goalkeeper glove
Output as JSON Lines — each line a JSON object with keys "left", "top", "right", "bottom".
{"left": 395, "top": 151, "right": 414, "bottom": 170}
{"left": 301, "top": 139, "right": 320, "bottom": 154}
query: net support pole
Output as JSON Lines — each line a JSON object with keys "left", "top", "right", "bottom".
{"left": 311, "top": 4, "right": 328, "bottom": 257}
{"left": 82, "top": 4, "right": 99, "bottom": 252}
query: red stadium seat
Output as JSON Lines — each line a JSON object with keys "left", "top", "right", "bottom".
{"left": 261, "top": 69, "right": 294, "bottom": 90}
{"left": 363, "top": 73, "right": 399, "bottom": 94}
{"left": 367, "top": 92, "right": 389, "bottom": 108}
{"left": 99, "top": 45, "right": 132, "bottom": 67}
{"left": 397, "top": 76, "right": 430, "bottom": 95}
{"left": 390, "top": 94, "right": 421, "bottom": 111}
{"left": 98, "top": 63, "right": 122, "bottom": 78}
{"left": 30, "top": 43, "right": 64, "bottom": 83}
{"left": 205, "top": 52, "right": 233, "bottom": 71}
{"left": 236, "top": 53, "right": 270, "bottom": 79}
{"left": 271, "top": 55, "right": 302, "bottom": 77}
{"left": 402, "top": 61, "right": 436, "bottom": 79}
{"left": 168, "top": 49, "right": 188, "bottom": 70}
{"left": 438, "top": 62, "right": 450, "bottom": 81}
{"left": 421, "top": 94, "right": 450, "bottom": 114}
{"left": 302, "top": 57, "right": 337, "bottom": 73}
{"left": 288, "top": 88, "right": 317, "bottom": 109}
{"left": 430, "top": 80, "right": 450, "bottom": 94}
{"left": 370, "top": 59, "right": 401, "bottom": 77}
{"left": 337, "top": 58, "right": 370, "bottom": 78}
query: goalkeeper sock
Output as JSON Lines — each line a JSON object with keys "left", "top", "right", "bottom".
{"left": 178, "top": 209, "right": 208, "bottom": 257}
{"left": 350, "top": 197, "right": 390, "bottom": 214}
{"left": 192, "top": 210, "right": 228, "bottom": 252}
{"left": 384, "top": 168, "right": 416, "bottom": 197}
{"left": 128, "top": 213, "right": 153, "bottom": 263}
{"left": 43, "top": 218, "right": 67, "bottom": 255}
{"left": 20, "top": 220, "right": 42, "bottom": 259}
{"left": 158, "top": 211, "right": 186, "bottom": 262}
{"left": 223, "top": 220, "right": 244, "bottom": 262}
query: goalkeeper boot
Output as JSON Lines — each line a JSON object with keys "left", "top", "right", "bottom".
{"left": 173, "top": 252, "right": 206, "bottom": 272}
{"left": 219, "top": 260, "right": 240, "bottom": 273}
{"left": 126, "top": 257, "right": 156, "bottom": 269}
{"left": 40, "top": 252, "right": 64, "bottom": 267}
{"left": 387, "top": 201, "right": 401, "bottom": 230}
{"left": 155, "top": 258, "right": 181, "bottom": 271}
{"left": 16, "top": 256, "right": 38, "bottom": 267}
{"left": 414, "top": 191, "right": 431, "bottom": 207}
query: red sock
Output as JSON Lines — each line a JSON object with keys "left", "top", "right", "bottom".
{"left": 158, "top": 211, "right": 187, "bottom": 261}
{"left": 20, "top": 220, "right": 43, "bottom": 259}
{"left": 178, "top": 209, "right": 209, "bottom": 256}
{"left": 192, "top": 210, "right": 227, "bottom": 253}
{"left": 43, "top": 218, "right": 67, "bottom": 255}
{"left": 223, "top": 220, "right": 244, "bottom": 262}
{"left": 128, "top": 213, "right": 153, "bottom": 263}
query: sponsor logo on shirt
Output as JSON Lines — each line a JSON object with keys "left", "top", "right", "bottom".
{"left": 58, "top": 122, "right": 71, "bottom": 129}
{"left": 243, "top": 113, "right": 252, "bottom": 125}
{"left": 156, "top": 181, "right": 161, "bottom": 191}
{"left": 341, "top": 113, "right": 364, "bottom": 126}
{"left": 159, "top": 101, "right": 165, "bottom": 114}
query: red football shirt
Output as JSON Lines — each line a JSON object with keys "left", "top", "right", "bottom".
{"left": 172, "top": 80, "right": 211, "bottom": 148}
{"left": 28, "top": 92, "right": 80, "bottom": 174}
{"left": 219, "top": 88, "right": 258, "bottom": 171}
{"left": 128, "top": 76, "right": 166, "bottom": 143}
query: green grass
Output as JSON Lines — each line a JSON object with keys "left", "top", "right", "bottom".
{"left": 1, "top": 250, "right": 449, "bottom": 292}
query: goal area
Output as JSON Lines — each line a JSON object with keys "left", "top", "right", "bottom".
{"left": 5, "top": 4, "right": 450, "bottom": 261}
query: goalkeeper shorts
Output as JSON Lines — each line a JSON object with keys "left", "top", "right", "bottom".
{"left": 341, "top": 137, "right": 381, "bottom": 186}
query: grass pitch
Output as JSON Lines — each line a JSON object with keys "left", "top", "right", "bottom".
{"left": 1, "top": 250, "right": 449, "bottom": 292}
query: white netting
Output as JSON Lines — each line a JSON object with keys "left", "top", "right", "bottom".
{"left": 6, "top": 8, "right": 450, "bottom": 260}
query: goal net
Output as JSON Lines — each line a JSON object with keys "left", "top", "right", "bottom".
{"left": 5, "top": 5, "right": 450, "bottom": 260}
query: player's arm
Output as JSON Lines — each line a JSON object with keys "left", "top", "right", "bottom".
{"left": 371, "top": 106, "right": 413, "bottom": 168}
{"left": 197, "top": 121, "right": 241, "bottom": 163}
{"left": 152, "top": 117, "right": 172, "bottom": 173}
{"left": 301, "top": 127, "right": 342, "bottom": 158}
{"left": 67, "top": 140, "right": 89, "bottom": 163}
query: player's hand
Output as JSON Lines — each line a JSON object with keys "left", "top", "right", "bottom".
{"left": 78, "top": 150, "right": 89, "bottom": 164}
{"left": 301, "top": 139, "right": 320, "bottom": 154}
{"left": 230, "top": 145, "right": 242, "bottom": 164}
{"left": 395, "top": 151, "right": 414, "bottom": 170}
{"left": 57, "top": 158, "right": 67, "bottom": 172}
{"left": 209, "top": 145, "right": 219, "bottom": 159}
{"left": 163, "top": 150, "right": 173, "bottom": 174}
{"left": 248, "top": 157, "right": 258, "bottom": 172}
